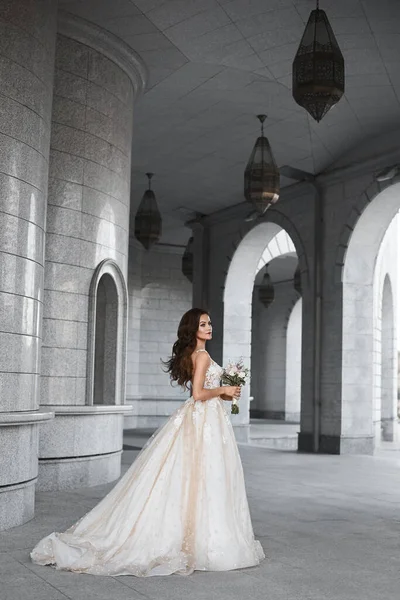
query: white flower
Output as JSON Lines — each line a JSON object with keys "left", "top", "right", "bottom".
{"left": 238, "top": 371, "right": 246, "bottom": 378}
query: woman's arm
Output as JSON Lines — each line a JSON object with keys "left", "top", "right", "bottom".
{"left": 192, "top": 352, "right": 228, "bottom": 402}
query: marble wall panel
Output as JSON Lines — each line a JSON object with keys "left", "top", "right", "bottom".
{"left": 0, "top": 214, "right": 44, "bottom": 262}
{"left": 0, "top": 425, "right": 39, "bottom": 487}
{"left": 0, "top": 134, "right": 48, "bottom": 191}
{"left": 40, "top": 376, "right": 85, "bottom": 406}
{"left": 0, "top": 174, "right": 46, "bottom": 225}
{"left": 0, "top": 332, "right": 40, "bottom": 373}
{"left": 0, "top": 373, "right": 38, "bottom": 411}
{"left": 48, "top": 178, "right": 83, "bottom": 211}
{"left": 0, "top": 293, "right": 41, "bottom": 337}
{"left": 54, "top": 68, "right": 88, "bottom": 104}
{"left": 44, "top": 262, "right": 92, "bottom": 294}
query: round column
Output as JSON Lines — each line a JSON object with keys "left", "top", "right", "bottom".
{"left": 0, "top": 0, "right": 57, "bottom": 530}
{"left": 38, "top": 14, "right": 146, "bottom": 491}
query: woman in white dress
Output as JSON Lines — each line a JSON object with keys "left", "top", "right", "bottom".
{"left": 31, "top": 308, "right": 265, "bottom": 577}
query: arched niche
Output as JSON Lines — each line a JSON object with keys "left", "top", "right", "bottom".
{"left": 87, "top": 260, "right": 128, "bottom": 406}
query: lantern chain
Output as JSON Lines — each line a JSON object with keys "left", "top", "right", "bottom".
{"left": 146, "top": 172, "right": 153, "bottom": 189}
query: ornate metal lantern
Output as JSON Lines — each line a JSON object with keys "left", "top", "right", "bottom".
{"left": 258, "top": 268, "right": 275, "bottom": 308}
{"left": 294, "top": 264, "right": 302, "bottom": 295}
{"left": 134, "top": 172, "right": 162, "bottom": 250}
{"left": 182, "top": 236, "right": 194, "bottom": 282}
{"left": 244, "top": 115, "right": 280, "bottom": 214}
{"left": 292, "top": 0, "right": 344, "bottom": 122}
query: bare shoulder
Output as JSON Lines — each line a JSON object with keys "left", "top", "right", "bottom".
{"left": 192, "top": 350, "right": 211, "bottom": 370}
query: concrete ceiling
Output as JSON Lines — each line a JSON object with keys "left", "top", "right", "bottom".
{"left": 60, "top": 0, "right": 400, "bottom": 243}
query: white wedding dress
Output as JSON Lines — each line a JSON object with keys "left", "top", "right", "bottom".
{"left": 31, "top": 355, "right": 265, "bottom": 577}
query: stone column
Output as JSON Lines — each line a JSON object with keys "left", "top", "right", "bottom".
{"left": 38, "top": 13, "right": 146, "bottom": 491}
{"left": 0, "top": 0, "right": 57, "bottom": 530}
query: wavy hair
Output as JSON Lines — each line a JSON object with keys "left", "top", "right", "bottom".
{"left": 163, "top": 308, "right": 209, "bottom": 390}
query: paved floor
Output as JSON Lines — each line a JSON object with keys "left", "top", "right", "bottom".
{"left": 1, "top": 436, "right": 400, "bottom": 600}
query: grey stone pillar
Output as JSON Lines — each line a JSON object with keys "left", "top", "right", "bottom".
{"left": 38, "top": 13, "right": 146, "bottom": 491}
{"left": 0, "top": 0, "right": 57, "bottom": 530}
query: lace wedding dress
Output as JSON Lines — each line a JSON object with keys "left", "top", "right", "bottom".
{"left": 31, "top": 354, "right": 265, "bottom": 577}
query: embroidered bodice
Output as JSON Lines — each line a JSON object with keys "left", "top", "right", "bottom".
{"left": 195, "top": 349, "right": 223, "bottom": 389}
{"left": 204, "top": 358, "right": 224, "bottom": 389}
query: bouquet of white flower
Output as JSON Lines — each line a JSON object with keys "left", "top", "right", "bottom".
{"left": 220, "top": 359, "right": 250, "bottom": 414}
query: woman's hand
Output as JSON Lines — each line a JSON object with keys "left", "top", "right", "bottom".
{"left": 220, "top": 386, "right": 241, "bottom": 401}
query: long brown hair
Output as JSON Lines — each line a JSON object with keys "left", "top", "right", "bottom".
{"left": 163, "top": 308, "right": 209, "bottom": 390}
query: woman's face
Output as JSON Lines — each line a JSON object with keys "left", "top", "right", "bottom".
{"left": 197, "top": 313, "right": 212, "bottom": 341}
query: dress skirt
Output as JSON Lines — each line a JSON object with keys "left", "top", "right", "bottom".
{"left": 31, "top": 396, "right": 265, "bottom": 577}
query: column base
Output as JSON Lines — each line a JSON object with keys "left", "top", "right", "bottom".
{"left": 298, "top": 433, "right": 375, "bottom": 455}
{"left": 0, "top": 480, "right": 36, "bottom": 531}
{"left": 38, "top": 451, "right": 122, "bottom": 492}
{"left": 0, "top": 410, "right": 54, "bottom": 531}
{"left": 38, "top": 405, "right": 132, "bottom": 492}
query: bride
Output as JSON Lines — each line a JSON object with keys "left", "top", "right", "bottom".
{"left": 31, "top": 308, "right": 265, "bottom": 577}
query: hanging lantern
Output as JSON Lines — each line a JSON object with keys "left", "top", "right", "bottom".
{"left": 244, "top": 114, "right": 280, "bottom": 214}
{"left": 258, "top": 269, "right": 275, "bottom": 308}
{"left": 294, "top": 264, "right": 302, "bottom": 295}
{"left": 292, "top": 0, "right": 344, "bottom": 122}
{"left": 134, "top": 172, "right": 162, "bottom": 250}
{"left": 182, "top": 236, "right": 194, "bottom": 282}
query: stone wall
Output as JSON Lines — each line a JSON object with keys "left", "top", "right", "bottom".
{"left": 126, "top": 244, "right": 192, "bottom": 428}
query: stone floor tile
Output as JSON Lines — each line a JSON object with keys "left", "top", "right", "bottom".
{"left": 1, "top": 439, "right": 400, "bottom": 600}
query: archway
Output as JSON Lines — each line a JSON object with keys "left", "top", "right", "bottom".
{"left": 341, "top": 181, "right": 400, "bottom": 450}
{"left": 251, "top": 250, "right": 300, "bottom": 421}
{"left": 87, "top": 260, "right": 128, "bottom": 405}
{"left": 223, "top": 222, "right": 305, "bottom": 426}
